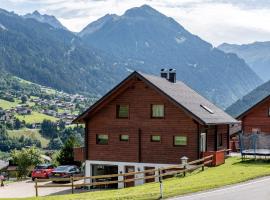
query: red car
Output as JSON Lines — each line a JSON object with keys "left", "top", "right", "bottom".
{"left": 31, "top": 164, "right": 54, "bottom": 181}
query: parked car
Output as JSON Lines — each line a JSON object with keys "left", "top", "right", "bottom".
{"left": 50, "top": 165, "right": 81, "bottom": 181}
{"left": 31, "top": 164, "right": 54, "bottom": 181}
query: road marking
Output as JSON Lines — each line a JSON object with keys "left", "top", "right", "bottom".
{"left": 170, "top": 176, "right": 270, "bottom": 199}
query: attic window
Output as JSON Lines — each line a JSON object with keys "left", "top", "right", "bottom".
{"left": 200, "top": 104, "right": 214, "bottom": 114}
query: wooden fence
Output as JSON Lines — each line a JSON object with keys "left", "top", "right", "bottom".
{"left": 34, "top": 155, "right": 213, "bottom": 197}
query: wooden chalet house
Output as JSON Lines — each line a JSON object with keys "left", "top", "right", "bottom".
{"left": 235, "top": 95, "right": 270, "bottom": 133}
{"left": 73, "top": 69, "right": 238, "bottom": 188}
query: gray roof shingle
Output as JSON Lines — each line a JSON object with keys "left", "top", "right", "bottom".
{"left": 139, "top": 72, "right": 238, "bottom": 125}
{"left": 73, "top": 71, "right": 238, "bottom": 125}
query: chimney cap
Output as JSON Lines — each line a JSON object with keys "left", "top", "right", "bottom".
{"left": 169, "top": 68, "right": 176, "bottom": 72}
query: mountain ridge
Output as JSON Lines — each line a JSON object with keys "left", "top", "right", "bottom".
{"left": 79, "top": 4, "right": 262, "bottom": 108}
{"left": 24, "top": 10, "right": 67, "bottom": 30}
{"left": 226, "top": 79, "right": 270, "bottom": 117}
{"left": 218, "top": 41, "right": 270, "bottom": 82}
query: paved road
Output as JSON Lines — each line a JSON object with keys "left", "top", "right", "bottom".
{"left": 170, "top": 176, "right": 270, "bottom": 200}
{"left": 0, "top": 179, "right": 84, "bottom": 198}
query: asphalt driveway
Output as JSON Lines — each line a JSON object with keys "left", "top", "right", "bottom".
{"left": 0, "top": 179, "right": 85, "bottom": 198}
{"left": 170, "top": 176, "right": 270, "bottom": 200}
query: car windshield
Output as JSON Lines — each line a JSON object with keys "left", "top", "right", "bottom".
{"left": 35, "top": 165, "right": 51, "bottom": 169}
{"left": 55, "top": 166, "right": 72, "bottom": 171}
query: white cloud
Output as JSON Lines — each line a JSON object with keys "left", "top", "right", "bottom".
{"left": 1, "top": 0, "right": 270, "bottom": 45}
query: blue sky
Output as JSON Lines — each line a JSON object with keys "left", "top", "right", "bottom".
{"left": 1, "top": 0, "right": 270, "bottom": 46}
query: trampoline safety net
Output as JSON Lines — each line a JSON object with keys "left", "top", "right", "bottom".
{"left": 239, "top": 133, "right": 270, "bottom": 156}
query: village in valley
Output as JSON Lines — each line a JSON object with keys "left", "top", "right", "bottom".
{"left": 1, "top": 1, "right": 270, "bottom": 200}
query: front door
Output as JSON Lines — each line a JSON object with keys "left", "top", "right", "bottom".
{"left": 200, "top": 132, "right": 206, "bottom": 152}
{"left": 124, "top": 166, "right": 135, "bottom": 187}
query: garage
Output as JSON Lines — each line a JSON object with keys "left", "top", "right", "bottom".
{"left": 91, "top": 164, "right": 118, "bottom": 189}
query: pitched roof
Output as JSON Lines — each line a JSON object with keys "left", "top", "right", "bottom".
{"left": 73, "top": 71, "right": 238, "bottom": 125}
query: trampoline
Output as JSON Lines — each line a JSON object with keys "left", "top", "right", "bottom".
{"left": 239, "top": 132, "right": 270, "bottom": 159}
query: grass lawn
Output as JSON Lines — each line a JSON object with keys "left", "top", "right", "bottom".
{"left": 0, "top": 99, "right": 19, "bottom": 109}
{"left": 2, "top": 157, "right": 270, "bottom": 200}
{"left": 15, "top": 112, "right": 58, "bottom": 124}
{"left": 7, "top": 128, "right": 49, "bottom": 148}
{"left": 0, "top": 98, "right": 35, "bottom": 109}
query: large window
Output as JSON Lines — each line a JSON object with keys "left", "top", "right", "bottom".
{"left": 96, "top": 134, "right": 109, "bottom": 145}
{"left": 174, "top": 136, "right": 187, "bottom": 146}
{"left": 151, "top": 135, "right": 161, "bottom": 142}
{"left": 151, "top": 104, "right": 164, "bottom": 118}
{"left": 120, "top": 134, "right": 129, "bottom": 142}
{"left": 116, "top": 105, "right": 129, "bottom": 118}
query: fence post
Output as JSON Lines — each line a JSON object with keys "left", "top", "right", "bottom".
{"left": 202, "top": 163, "right": 205, "bottom": 171}
{"left": 158, "top": 168, "right": 163, "bottom": 199}
{"left": 71, "top": 176, "right": 74, "bottom": 194}
{"left": 35, "top": 178, "right": 38, "bottom": 197}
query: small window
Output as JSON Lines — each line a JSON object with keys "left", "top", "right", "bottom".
{"left": 151, "top": 104, "right": 164, "bottom": 118}
{"left": 268, "top": 107, "right": 270, "bottom": 116}
{"left": 117, "top": 105, "right": 129, "bottom": 118}
{"left": 120, "top": 134, "right": 129, "bottom": 141}
{"left": 96, "top": 134, "right": 108, "bottom": 145}
{"left": 217, "top": 133, "right": 223, "bottom": 147}
{"left": 151, "top": 135, "right": 161, "bottom": 142}
{"left": 174, "top": 136, "right": 187, "bottom": 146}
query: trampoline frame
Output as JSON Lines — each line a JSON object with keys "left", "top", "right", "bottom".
{"left": 239, "top": 132, "right": 270, "bottom": 159}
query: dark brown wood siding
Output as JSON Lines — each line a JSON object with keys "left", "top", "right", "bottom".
{"left": 241, "top": 98, "right": 270, "bottom": 133}
{"left": 86, "top": 78, "right": 228, "bottom": 164}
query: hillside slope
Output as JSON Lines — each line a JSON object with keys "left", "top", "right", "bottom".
{"left": 218, "top": 42, "right": 270, "bottom": 82}
{"left": 226, "top": 80, "right": 270, "bottom": 117}
{"left": 80, "top": 5, "right": 262, "bottom": 108}
{"left": 0, "top": 8, "right": 129, "bottom": 96}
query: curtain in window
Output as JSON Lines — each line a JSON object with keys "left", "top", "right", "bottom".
{"left": 152, "top": 105, "right": 164, "bottom": 117}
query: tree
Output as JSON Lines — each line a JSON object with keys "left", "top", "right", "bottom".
{"left": 14, "top": 118, "right": 22, "bottom": 130}
{"left": 48, "top": 137, "right": 63, "bottom": 150}
{"left": 21, "top": 95, "right": 28, "bottom": 104}
{"left": 40, "top": 120, "right": 58, "bottom": 138}
{"left": 58, "top": 119, "right": 66, "bottom": 131}
{"left": 56, "top": 136, "right": 80, "bottom": 166}
{"left": 11, "top": 147, "right": 43, "bottom": 179}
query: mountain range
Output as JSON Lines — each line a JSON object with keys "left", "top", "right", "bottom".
{"left": 226, "top": 78, "right": 270, "bottom": 118}
{"left": 0, "top": 5, "right": 263, "bottom": 108}
{"left": 24, "top": 10, "right": 67, "bottom": 30}
{"left": 218, "top": 42, "right": 270, "bottom": 82}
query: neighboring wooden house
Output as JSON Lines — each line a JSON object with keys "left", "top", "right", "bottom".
{"left": 233, "top": 95, "right": 270, "bottom": 133}
{"left": 73, "top": 70, "right": 238, "bottom": 188}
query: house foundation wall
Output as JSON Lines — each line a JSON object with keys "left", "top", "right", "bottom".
{"left": 85, "top": 160, "right": 172, "bottom": 189}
